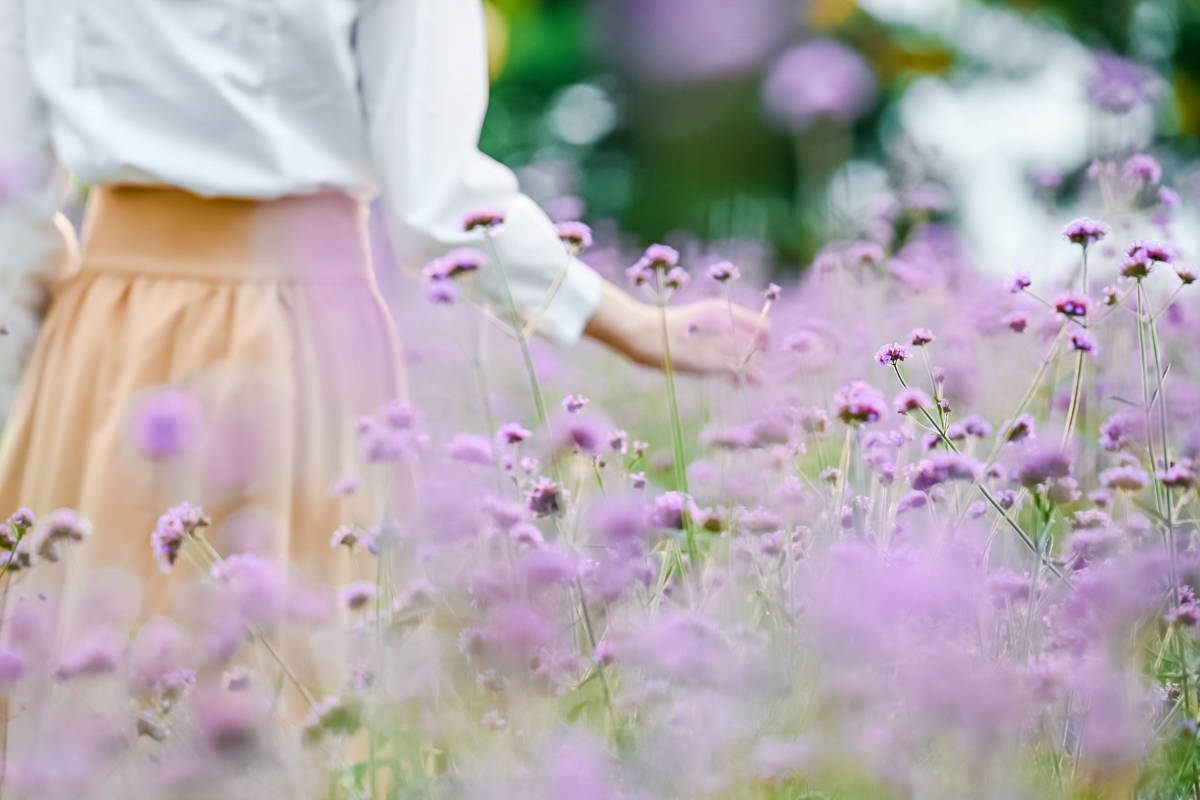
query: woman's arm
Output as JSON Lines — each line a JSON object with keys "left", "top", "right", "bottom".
{"left": 0, "top": 0, "right": 72, "bottom": 416}
{"left": 354, "top": 0, "right": 767, "bottom": 377}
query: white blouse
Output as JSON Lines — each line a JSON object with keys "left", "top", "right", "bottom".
{"left": 0, "top": 0, "right": 603, "bottom": 407}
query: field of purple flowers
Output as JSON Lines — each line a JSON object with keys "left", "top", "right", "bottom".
{"left": 3, "top": 149, "right": 1199, "bottom": 799}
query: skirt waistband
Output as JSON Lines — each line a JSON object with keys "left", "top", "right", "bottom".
{"left": 80, "top": 184, "right": 372, "bottom": 282}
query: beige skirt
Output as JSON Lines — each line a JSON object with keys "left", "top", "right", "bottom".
{"left": 0, "top": 184, "right": 409, "bottom": 622}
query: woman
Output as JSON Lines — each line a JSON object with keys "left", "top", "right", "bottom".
{"left": 0, "top": 0, "right": 763, "bottom": 623}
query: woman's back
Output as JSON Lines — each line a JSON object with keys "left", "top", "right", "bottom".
{"left": 24, "top": 0, "right": 375, "bottom": 196}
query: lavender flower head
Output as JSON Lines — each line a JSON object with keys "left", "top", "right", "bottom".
{"left": 461, "top": 208, "right": 506, "bottom": 231}
{"left": 909, "top": 328, "right": 936, "bottom": 346}
{"left": 1015, "top": 444, "right": 1073, "bottom": 488}
{"left": 151, "top": 502, "right": 209, "bottom": 573}
{"left": 762, "top": 39, "right": 877, "bottom": 131}
{"left": 893, "top": 387, "right": 931, "bottom": 415}
{"left": 1070, "top": 330, "right": 1098, "bottom": 354}
{"left": 1061, "top": 218, "right": 1109, "bottom": 247}
{"left": 32, "top": 508, "right": 92, "bottom": 564}
{"left": 1052, "top": 292, "right": 1090, "bottom": 318}
{"left": 1123, "top": 154, "right": 1162, "bottom": 185}
{"left": 707, "top": 261, "right": 741, "bottom": 283}
{"left": 1009, "top": 272, "right": 1032, "bottom": 293}
{"left": 496, "top": 421, "right": 532, "bottom": 445}
{"left": 875, "top": 342, "right": 911, "bottom": 367}
{"left": 129, "top": 388, "right": 204, "bottom": 460}
{"left": 1088, "top": 53, "right": 1154, "bottom": 114}
{"left": 526, "top": 477, "right": 566, "bottom": 517}
{"left": 555, "top": 221, "right": 593, "bottom": 252}
{"left": 834, "top": 381, "right": 888, "bottom": 425}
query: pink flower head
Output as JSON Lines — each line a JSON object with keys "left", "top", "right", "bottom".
{"left": 1070, "top": 330, "right": 1099, "bottom": 354}
{"left": 909, "top": 328, "right": 936, "bottom": 346}
{"left": 1061, "top": 218, "right": 1109, "bottom": 247}
{"left": 1009, "top": 272, "right": 1032, "bottom": 293}
{"left": 1052, "top": 292, "right": 1090, "bottom": 317}
{"left": 834, "top": 381, "right": 888, "bottom": 425}
{"left": 555, "top": 221, "right": 594, "bottom": 251}
{"left": 129, "top": 388, "right": 204, "bottom": 460}
{"left": 875, "top": 342, "right": 911, "bottom": 367}
{"left": 496, "top": 421, "right": 532, "bottom": 445}
{"left": 707, "top": 261, "right": 741, "bottom": 282}
{"left": 461, "top": 207, "right": 506, "bottom": 231}
{"left": 763, "top": 39, "right": 877, "bottom": 131}
{"left": 1123, "top": 154, "right": 1162, "bottom": 185}
{"left": 1003, "top": 311, "right": 1028, "bottom": 333}
{"left": 893, "top": 387, "right": 931, "bottom": 414}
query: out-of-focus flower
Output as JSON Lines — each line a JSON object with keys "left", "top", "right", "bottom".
{"left": 1004, "top": 311, "right": 1028, "bottom": 333}
{"left": 1099, "top": 464, "right": 1151, "bottom": 492}
{"left": 1010, "top": 272, "right": 1032, "bottom": 293}
{"left": 909, "top": 328, "right": 936, "bottom": 346}
{"left": 762, "top": 39, "right": 876, "bottom": 131}
{"left": 129, "top": 388, "right": 204, "bottom": 460}
{"left": 1016, "top": 444, "right": 1073, "bottom": 488}
{"left": 1061, "top": 218, "right": 1109, "bottom": 247}
{"left": 341, "top": 581, "right": 378, "bottom": 611}
{"left": 31, "top": 508, "right": 91, "bottom": 564}
{"left": 461, "top": 208, "right": 506, "bottom": 231}
{"left": 893, "top": 388, "right": 931, "bottom": 415}
{"left": 446, "top": 434, "right": 495, "bottom": 466}
{"left": 555, "top": 221, "right": 593, "bottom": 252}
{"left": 834, "top": 381, "right": 888, "bottom": 425}
{"left": 1088, "top": 53, "right": 1155, "bottom": 115}
{"left": 707, "top": 261, "right": 740, "bottom": 283}
{"left": 1123, "top": 154, "right": 1162, "bottom": 185}
{"left": 526, "top": 477, "right": 565, "bottom": 517}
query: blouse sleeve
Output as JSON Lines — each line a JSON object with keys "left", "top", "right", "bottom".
{"left": 354, "top": 0, "right": 602, "bottom": 347}
{"left": 0, "top": 0, "right": 72, "bottom": 414}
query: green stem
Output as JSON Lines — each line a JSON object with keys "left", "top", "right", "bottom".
{"left": 655, "top": 269, "right": 699, "bottom": 569}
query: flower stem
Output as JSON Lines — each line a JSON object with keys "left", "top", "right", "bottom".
{"left": 655, "top": 268, "right": 699, "bottom": 569}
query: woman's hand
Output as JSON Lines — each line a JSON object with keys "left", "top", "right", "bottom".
{"left": 582, "top": 281, "right": 769, "bottom": 381}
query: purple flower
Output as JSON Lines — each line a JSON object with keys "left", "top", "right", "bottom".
{"left": 875, "top": 342, "right": 911, "bottom": 367}
{"left": 664, "top": 266, "right": 689, "bottom": 290}
{"left": 1123, "top": 154, "right": 1162, "bottom": 185}
{"left": 834, "top": 381, "right": 888, "bottom": 424}
{"left": 562, "top": 394, "right": 590, "bottom": 414}
{"left": 0, "top": 650, "right": 22, "bottom": 683}
{"left": 1061, "top": 217, "right": 1109, "bottom": 247}
{"left": 1099, "top": 411, "right": 1141, "bottom": 451}
{"left": 129, "top": 389, "right": 204, "bottom": 460}
{"left": 1176, "top": 265, "right": 1196, "bottom": 285}
{"left": 1099, "top": 464, "right": 1151, "bottom": 491}
{"left": 525, "top": 477, "right": 565, "bottom": 517}
{"left": 330, "top": 524, "right": 364, "bottom": 550}
{"left": 1004, "top": 311, "right": 1028, "bottom": 333}
{"left": 446, "top": 434, "right": 495, "bottom": 465}
{"left": 1000, "top": 413, "right": 1035, "bottom": 443}
{"left": 707, "top": 261, "right": 741, "bottom": 282}
{"left": 1158, "top": 462, "right": 1195, "bottom": 489}
{"left": 946, "top": 414, "right": 992, "bottom": 440}
{"left": 210, "top": 553, "right": 286, "bottom": 625}
{"left": 896, "top": 490, "right": 929, "bottom": 514}
{"left": 649, "top": 491, "right": 690, "bottom": 530}
{"left": 55, "top": 632, "right": 122, "bottom": 681}
{"left": 341, "top": 581, "right": 378, "bottom": 610}
{"left": 764, "top": 283, "right": 782, "bottom": 301}
{"left": 422, "top": 278, "right": 458, "bottom": 304}
{"left": 893, "top": 388, "right": 931, "bottom": 415}
{"left": 910, "top": 453, "right": 980, "bottom": 492}
{"left": 762, "top": 39, "right": 876, "bottom": 130}
{"left": 31, "top": 508, "right": 91, "bottom": 563}
{"left": 638, "top": 243, "right": 680, "bottom": 272}
{"left": 909, "top": 328, "right": 936, "bottom": 346}
{"left": 1052, "top": 292, "right": 1090, "bottom": 318}
{"left": 1070, "top": 330, "right": 1098, "bottom": 354}
{"left": 461, "top": 207, "right": 506, "bottom": 231}
{"left": 1015, "top": 444, "right": 1073, "bottom": 488}
{"left": 496, "top": 422, "right": 532, "bottom": 444}
{"left": 555, "top": 221, "right": 594, "bottom": 251}
{"left": 1088, "top": 53, "right": 1153, "bottom": 114}
{"left": 1009, "top": 272, "right": 1032, "bottom": 293}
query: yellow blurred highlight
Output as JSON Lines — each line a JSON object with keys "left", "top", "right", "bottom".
{"left": 1175, "top": 72, "right": 1200, "bottom": 138}
{"left": 483, "top": 1, "right": 510, "bottom": 81}
{"left": 809, "top": 0, "right": 859, "bottom": 31}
